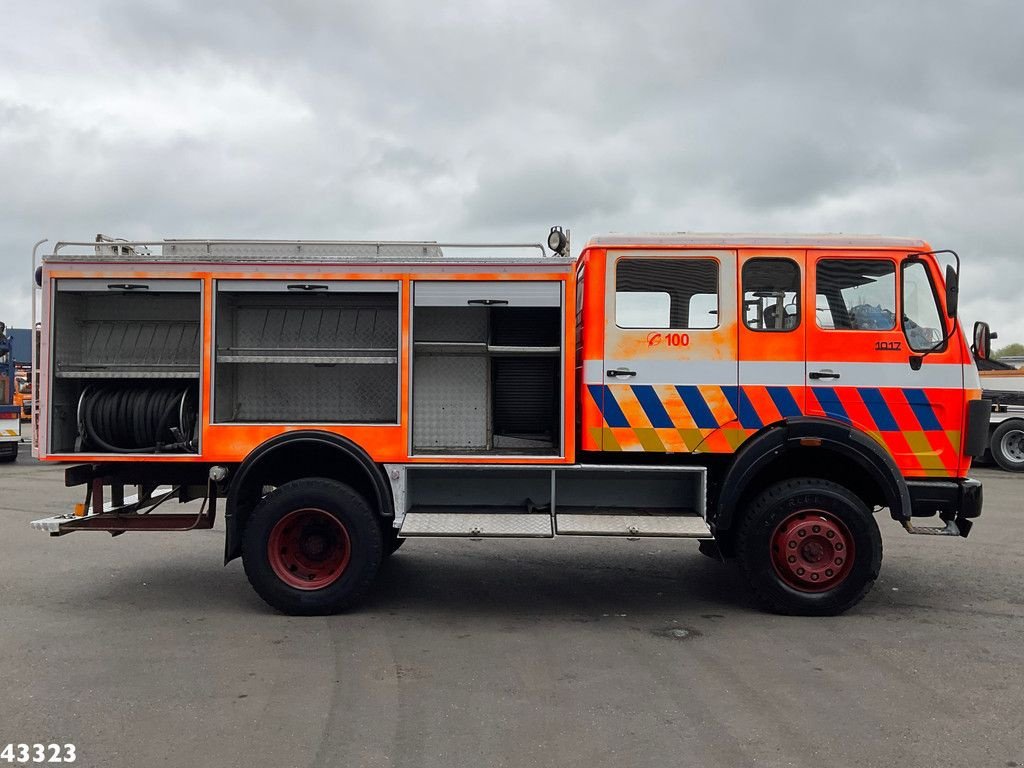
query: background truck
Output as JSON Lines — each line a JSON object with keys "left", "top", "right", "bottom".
{"left": 28, "top": 231, "right": 989, "bottom": 616}
{"left": 0, "top": 323, "right": 22, "bottom": 461}
{"left": 972, "top": 330, "right": 1024, "bottom": 471}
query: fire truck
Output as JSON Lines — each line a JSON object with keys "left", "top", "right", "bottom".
{"left": 29, "top": 232, "right": 990, "bottom": 616}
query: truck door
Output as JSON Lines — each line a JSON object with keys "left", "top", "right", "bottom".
{"left": 737, "top": 251, "right": 806, "bottom": 436}
{"left": 599, "top": 250, "right": 739, "bottom": 452}
{"left": 806, "top": 252, "right": 961, "bottom": 477}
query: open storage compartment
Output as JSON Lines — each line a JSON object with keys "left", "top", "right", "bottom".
{"left": 401, "top": 465, "right": 554, "bottom": 537}
{"left": 396, "top": 464, "right": 708, "bottom": 538}
{"left": 214, "top": 280, "right": 399, "bottom": 423}
{"left": 49, "top": 279, "right": 202, "bottom": 455}
{"left": 411, "top": 280, "right": 563, "bottom": 455}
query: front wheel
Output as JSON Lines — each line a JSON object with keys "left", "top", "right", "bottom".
{"left": 990, "top": 420, "right": 1024, "bottom": 472}
{"left": 736, "top": 478, "right": 882, "bottom": 616}
{"left": 242, "top": 478, "right": 383, "bottom": 615}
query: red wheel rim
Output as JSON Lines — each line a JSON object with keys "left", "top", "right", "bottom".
{"left": 770, "top": 509, "right": 855, "bottom": 593}
{"left": 267, "top": 508, "right": 351, "bottom": 590}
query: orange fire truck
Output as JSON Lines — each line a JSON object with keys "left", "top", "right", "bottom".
{"left": 29, "top": 231, "right": 990, "bottom": 615}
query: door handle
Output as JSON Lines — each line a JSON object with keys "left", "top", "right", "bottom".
{"left": 809, "top": 370, "right": 841, "bottom": 380}
{"left": 287, "top": 284, "right": 328, "bottom": 291}
{"left": 607, "top": 368, "right": 637, "bottom": 378}
{"left": 467, "top": 298, "right": 509, "bottom": 305}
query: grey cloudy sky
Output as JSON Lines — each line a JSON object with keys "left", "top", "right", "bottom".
{"left": 2, "top": 1, "right": 1023, "bottom": 341}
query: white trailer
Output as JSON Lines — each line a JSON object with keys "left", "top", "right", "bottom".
{"left": 979, "top": 369, "right": 1024, "bottom": 471}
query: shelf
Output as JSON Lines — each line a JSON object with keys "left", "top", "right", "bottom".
{"left": 413, "top": 341, "right": 487, "bottom": 355}
{"left": 488, "top": 345, "right": 560, "bottom": 356}
{"left": 218, "top": 346, "right": 397, "bottom": 365}
{"left": 56, "top": 369, "right": 200, "bottom": 379}
{"left": 412, "top": 341, "right": 560, "bottom": 356}
{"left": 217, "top": 354, "right": 397, "bottom": 364}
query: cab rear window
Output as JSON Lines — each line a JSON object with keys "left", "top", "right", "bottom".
{"left": 815, "top": 260, "right": 896, "bottom": 331}
{"left": 743, "top": 258, "right": 800, "bottom": 331}
{"left": 616, "top": 258, "right": 719, "bottom": 329}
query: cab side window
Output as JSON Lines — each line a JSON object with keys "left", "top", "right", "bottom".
{"left": 743, "top": 258, "right": 800, "bottom": 331}
{"left": 816, "top": 259, "right": 896, "bottom": 331}
{"left": 616, "top": 258, "right": 718, "bottom": 329}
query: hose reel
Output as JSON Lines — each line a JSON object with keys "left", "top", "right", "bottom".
{"left": 76, "top": 384, "right": 198, "bottom": 453}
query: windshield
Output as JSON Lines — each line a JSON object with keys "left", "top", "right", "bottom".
{"left": 902, "top": 260, "right": 944, "bottom": 351}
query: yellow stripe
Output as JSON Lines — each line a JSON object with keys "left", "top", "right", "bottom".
{"left": 903, "top": 431, "right": 949, "bottom": 476}
{"left": 634, "top": 428, "right": 667, "bottom": 452}
{"left": 678, "top": 428, "right": 705, "bottom": 451}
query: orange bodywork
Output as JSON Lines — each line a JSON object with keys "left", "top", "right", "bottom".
{"left": 39, "top": 264, "right": 576, "bottom": 466}
{"left": 39, "top": 236, "right": 979, "bottom": 482}
{"left": 577, "top": 239, "right": 978, "bottom": 480}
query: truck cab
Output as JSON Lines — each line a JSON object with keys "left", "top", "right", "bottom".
{"left": 30, "top": 233, "right": 987, "bottom": 616}
{"left": 579, "top": 234, "right": 982, "bottom": 474}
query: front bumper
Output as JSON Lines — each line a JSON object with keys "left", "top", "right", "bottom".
{"left": 905, "top": 477, "right": 982, "bottom": 537}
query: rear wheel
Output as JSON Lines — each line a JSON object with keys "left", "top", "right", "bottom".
{"left": 0, "top": 443, "right": 18, "bottom": 463}
{"left": 990, "top": 420, "right": 1024, "bottom": 472}
{"left": 736, "top": 477, "right": 882, "bottom": 616}
{"left": 242, "top": 478, "right": 383, "bottom": 615}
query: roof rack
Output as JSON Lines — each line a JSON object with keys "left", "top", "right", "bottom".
{"left": 45, "top": 236, "right": 556, "bottom": 264}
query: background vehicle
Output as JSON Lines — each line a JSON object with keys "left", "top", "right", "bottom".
{"left": 28, "top": 232, "right": 989, "bottom": 615}
{"left": 13, "top": 373, "right": 31, "bottom": 420}
{"left": 972, "top": 326, "right": 1024, "bottom": 471}
{"left": 0, "top": 323, "right": 22, "bottom": 461}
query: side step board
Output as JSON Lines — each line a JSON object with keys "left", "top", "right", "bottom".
{"left": 399, "top": 513, "right": 711, "bottom": 539}
{"left": 400, "top": 513, "right": 552, "bottom": 537}
{"left": 556, "top": 514, "right": 710, "bottom": 537}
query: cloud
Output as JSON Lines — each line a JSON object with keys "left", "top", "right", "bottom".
{"left": 1, "top": 0, "right": 1023, "bottom": 344}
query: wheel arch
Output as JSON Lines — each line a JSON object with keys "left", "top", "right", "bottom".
{"left": 224, "top": 431, "right": 392, "bottom": 564}
{"left": 713, "top": 417, "right": 911, "bottom": 541}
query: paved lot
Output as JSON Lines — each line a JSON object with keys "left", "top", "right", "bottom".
{"left": 1, "top": 447, "right": 1021, "bottom": 768}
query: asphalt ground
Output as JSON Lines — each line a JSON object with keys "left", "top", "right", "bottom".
{"left": 1, "top": 439, "right": 1021, "bottom": 767}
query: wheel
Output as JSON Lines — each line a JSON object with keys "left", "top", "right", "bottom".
{"left": 0, "top": 443, "right": 18, "bottom": 463}
{"left": 242, "top": 478, "right": 383, "bottom": 615}
{"left": 989, "top": 420, "right": 1024, "bottom": 472}
{"left": 736, "top": 478, "right": 882, "bottom": 616}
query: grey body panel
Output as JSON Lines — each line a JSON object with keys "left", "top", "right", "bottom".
{"left": 413, "top": 281, "right": 561, "bottom": 307}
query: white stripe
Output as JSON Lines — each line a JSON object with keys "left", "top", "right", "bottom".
{"left": 602, "top": 359, "right": 736, "bottom": 385}
{"left": 585, "top": 359, "right": 964, "bottom": 388}
{"left": 582, "top": 359, "right": 604, "bottom": 384}
{"left": 739, "top": 361, "right": 804, "bottom": 385}
{"left": 807, "top": 362, "right": 963, "bottom": 388}
{"left": 963, "top": 363, "right": 982, "bottom": 390}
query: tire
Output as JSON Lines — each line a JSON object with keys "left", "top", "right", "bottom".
{"left": 736, "top": 478, "right": 882, "bottom": 616}
{"left": 0, "top": 443, "right": 18, "bottom": 463}
{"left": 989, "top": 420, "right": 1024, "bottom": 472}
{"left": 242, "top": 478, "right": 383, "bottom": 615}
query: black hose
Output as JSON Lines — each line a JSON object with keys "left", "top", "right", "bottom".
{"left": 79, "top": 384, "right": 196, "bottom": 453}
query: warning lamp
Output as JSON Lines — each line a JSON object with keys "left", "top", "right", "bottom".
{"left": 547, "top": 226, "right": 568, "bottom": 256}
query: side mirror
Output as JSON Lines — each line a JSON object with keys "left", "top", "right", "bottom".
{"left": 973, "top": 321, "right": 991, "bottom": 361}
{"left": 944, "top": 263, "right": 959, "bottom": 318}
